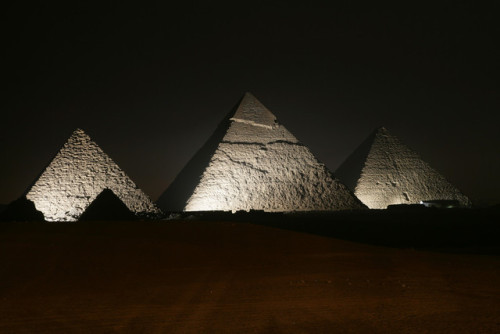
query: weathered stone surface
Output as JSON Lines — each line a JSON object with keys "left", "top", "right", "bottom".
{"left": 336, "top": 127, "right": 471, "bottom": 209}
{"left": 158, "top": 92, "right": 365, "bottom": 212}
{"left": 26, "top": 129, "right": 160, "bottom": 221}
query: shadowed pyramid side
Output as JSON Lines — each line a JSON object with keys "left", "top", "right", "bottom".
{"left": 335, "top": 128, "right": 379, "bottom": 192}
{"left": 156, "top": 97, "right": 243, "bottom": 212}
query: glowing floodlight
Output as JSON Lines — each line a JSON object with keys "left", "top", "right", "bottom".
{"left": 26, "top": 129, "right": 161, "bottom": 221}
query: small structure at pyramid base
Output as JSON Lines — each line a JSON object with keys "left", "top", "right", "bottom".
{"left": 419, "top": 200, "right": 461, "bottom": 209}
{"left": 335, "top": 127, "right": 472, "bottom": 209}
{"left": 26, "top": 129, "right": 161, "bottom": 222}
{"left": 157, "top": 92, "right": 365, "bottom": 213}
{"left": 0, "top": 196, "right": 45, "bottom": 222}
{"left": 79, "top": 188, "right": 138, "bottom": 221}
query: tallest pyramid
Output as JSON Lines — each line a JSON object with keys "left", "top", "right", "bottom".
{"left": 157, "top": 93, "right": 365, "bottom": 212}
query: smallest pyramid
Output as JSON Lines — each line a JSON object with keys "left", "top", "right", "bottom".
{"left": 26, "top": 129, "right": 161, "bottom": 221}
{"left": 79, "top": 189, "right": 138, "bottom": 221}
{"left": 336, "top": 127, "right": 471, "bottom": 209}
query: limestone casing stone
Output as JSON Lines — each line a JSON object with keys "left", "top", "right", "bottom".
{"left": 26, "top": 129, "right": 160, "bottom": 221}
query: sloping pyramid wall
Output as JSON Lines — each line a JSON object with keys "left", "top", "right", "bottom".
{"left": 26, "top": 129, "right": 160, "bottom": 221}
{"left": 157, "top": 93, "right": 365, "bottom": 212}
{"left": 335, "top": 127, "right": 472, "bottom": 209}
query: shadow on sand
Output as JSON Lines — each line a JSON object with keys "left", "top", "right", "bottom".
{"left": 172, "top": 207, "right": 500, "bottom": 255}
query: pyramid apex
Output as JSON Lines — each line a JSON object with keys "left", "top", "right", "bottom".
{"left": 373, "top": 126, "right": 392, "bottom": 138}
{"left": 70, "top": 128, "right": 90, "bottom": 137}
{"left": 243, "top": 91, "right": 256, "bottom": 98}
{"left": 231, "top": 93, "right": 277, "bottom": 128}
{"left": 66, "top": 128, "right": 93, "bottom": 144}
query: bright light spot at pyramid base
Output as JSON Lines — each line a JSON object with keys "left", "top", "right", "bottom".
{"left": 356, "top": 193, "right": 410, "bottom": 209}
{"left": 28, "top": 196, "right": 86, "bottom": 222}
{"left": 184, "top": 198, "right": 233, "bottom": 212}
{"left": 184, "top": 187, "right": 236, "bottom": 212}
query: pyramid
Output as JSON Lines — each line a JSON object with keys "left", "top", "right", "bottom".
{"left": 79, "top": 188, "right": 138, "bottom": 221}
{"left": 335, "top": 127, "right": 472, "bottom": 209}
{"left": 157, "top": 93, "right": 365, "bottom": 212}
{"left": 26, "top": 129, "right": 161, "bottom": 221}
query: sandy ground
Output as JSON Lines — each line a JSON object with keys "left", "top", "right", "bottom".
{"left": 1, "top": 220, "right": 499, "bottom": 333}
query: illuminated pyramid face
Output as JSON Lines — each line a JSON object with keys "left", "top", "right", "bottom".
{"left": 335, "top": 127, "right": 471, "bottom": 209}
{"left": 158, "top": 93, "right": 365, "bottom": 212}
{"left": 26, "top": 129, "right": 160, "bottom": 221}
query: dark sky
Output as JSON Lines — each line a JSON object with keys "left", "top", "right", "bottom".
{"left": 2, "top": 1, "right": 499, "bottom": 205}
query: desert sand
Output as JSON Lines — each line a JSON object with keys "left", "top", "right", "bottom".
{"left": 1, "top": 219, "right": 499, "bottom": 333}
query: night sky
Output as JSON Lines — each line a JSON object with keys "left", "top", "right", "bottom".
{"left": 2, "top": 2, "right": 499, "bottom": 206}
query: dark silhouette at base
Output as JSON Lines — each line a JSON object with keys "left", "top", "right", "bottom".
{"left": 0, "top": 196, "right": 45, "bottom": 221}
{"left": 169, "top": 207, "right": 500, "bottom": 254}
{"left": 79, "top": 189, "right": 137, "bottom": 221}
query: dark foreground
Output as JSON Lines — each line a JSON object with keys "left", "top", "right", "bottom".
{"left": 1, "top": 217, "right": 500, "bottom": 333}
